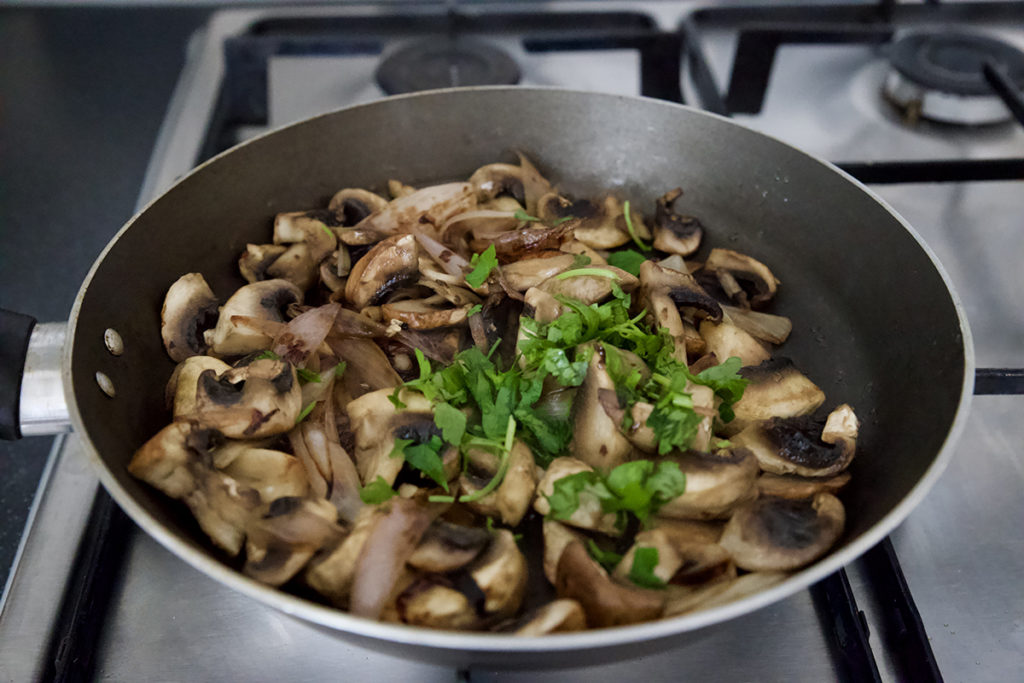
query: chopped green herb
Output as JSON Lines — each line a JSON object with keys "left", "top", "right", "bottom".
{"left": 391, "top": 435, "right": 449, "bottom": 491}
{"left": 359, "top": 476, "right": 397, "bottom": 504}
{"left": 623, "top": 200, "right": 650, "bottom": 251}
{"left": 551, "top": 215, "right": 575, "bottom": 226}
{"left": 296, "top": 368, "right": 322, "bottom": 384}
{"left": 254, "top": 349, "right": 280, "bottom": 361}
{"left": 514, "top": 209, "right": 541, "bottom": 222}
{"left": 554, "top": 267, "right": 621, "bottom": 281}
{"left": 295, "top": 401, "right": 316, "bottom": 424}
{"left": 467, "top": 303, "right": 483, "bottom": 317}
{"left": 465, "top": 244, "right": 498, "bottom": 288}
{"left": 628, "top": 547, "right": 667, "bottom": 589}
{"left": 545, "top": 459, "right": 686, "bottom": 526}
{"left": 714, "top": 439, "right": 733, "bottom": 449}
{"left": 586, "top": 539, "right": 623, "bottom": 570}
{"left": 320, "top": 223, "right": 335, "bottom": 240}
{"left": 607, "top": 249, "right": 647, "bottom": 277}
{"left": 434, "top": 402, "right": 467, "bottom": 446}
{"left": 334, "top": 361, "right": 347, "bottom": 378}
{"left": 570, "top": 253, "right": 592, "bottom": 269}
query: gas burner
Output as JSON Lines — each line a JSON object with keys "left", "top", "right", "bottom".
{"left": 883, "top": 30, "right": 1024, "bottom": 125}
{"left": 375, "top": 38, "right": 520, "bottom": 95}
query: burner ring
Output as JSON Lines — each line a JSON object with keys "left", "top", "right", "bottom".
{"left": 884, "top": 30, "right": 1024, "bottom": 125}
{"left": 376, "top": 38, "right": 521, "bottom": 96}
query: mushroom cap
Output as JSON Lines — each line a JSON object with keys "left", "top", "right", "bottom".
{"left": 555, "top": 540, "right": 664, "bottom": 628}
{"left": 239, "top": 244, "right": 288, "bottom": 284}
{"left": 698, "top": 320, "right": 770, "bottom": 368}
{"left": 539, "top": 266, "right": 639, "bottom": 306}
{"left": 756, "top": 471, "right": 851, "bottom": 500}
{"left": 570, "top": 349, "right": 635, "bottom": 472}
{"left": 501, "top": 252, "right": 577, "bottom": 292}
{"left": 327, "top": 188, "right": 389, "bottom": 226}
{"left": 459, "top": 440, "right": 538, "bottom": 527}
{"left": 219, "top": 447, "right": 309, "bottom": 502}
{"left": 408, "top": 519, "right": 491, "bottom": 573}
{"left": 469, "top": 162, "right": 527, "bottom": 205}
{"left": 733, "top": 409, "right": 857, "bottom": 478}
{"left": 396, "top": 578, "right": 479, "bottom": 630}
{"left": 243, "top": 497, "right": 342, "bottom": 586}
{"left": 346, "top": 387, "right": 434, "bottom": 486}
{"left": 166, "top": 355, "right": 232, "bottom": 418}
{"left": 703, "top": 248, "right": 780, "bottom": 309}
{"left": 514, "top": 599, "right": 587, "bottom": 636}
{"left": 656, "top": 447, "right": 760, "bottom": 520}
{"left": 469, "top": 529, "right": 528, "bottom": 618}
{"left": 652, "top": 188, "right": 703, "bottom": 257}
{"left": 726, "top": 357, "right": 826, "bottom": 434}
{"left": 192, "top": 357, "right": 303, "bottom": 439}
{"left": 305, "top": 506, "right": 381, "bottom": 606}
{"left": 265, "top": 241, "right": 318, "bottom": 292}
{"left": 381, "top": 297, "right": 469, "bottom": 330}
{"left": 345, "top": 233, "right": 420, "bottom": 309}
{"left": 161, "top": 272, "right": 220, "bottom": 362}
{"left": 534, "top": 457, "right": 621, "bottom": 535}
{"left": 718, "top": 492, "right": 846, "bottom": 572}
{"left": 205, "top": 279, "right": 302, "bottom": 357}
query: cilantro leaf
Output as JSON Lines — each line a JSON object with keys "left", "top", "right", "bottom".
{"left": 586, "top": 539, "right": 623, "bottom": 570}
{"left": 359, "top": 476, "right": 397, "bottom": 504}
{"left": 296, "top": 368, "right": 322, "bottom": 384}
{"left": 466, "top": 244, "right": 498, "bottom": 288}
{"left": 320, "top": 223, "right": 335, "bottom": 240}
{"left": 514, "top": 208, "right": 541, "bottom": 222}
{"left": 295, "top": 401, "right": 316, "bottom": 424}
{"left": 434, "top": 402, "right": 467, "bottom": 446}
{"left": 391, "top": 436, "right": 449, "bottom": 491}
{"left": 570, "top": 253, "right": 592, "bottom": 269}
{"left": 551, "top": 215, "right": 575, "bottom": 226}
{"left": 254, "top": 349, "right": 280, "bottom": 361}
{"left": 544, "top": 460, "right": 685, "bottom": 525}
{"left": 334, "top": 361, "right": 347, "bottom": 378}
{"left": 545, "top": 471, "right": 601, "bottom": 521}
{"left": 628, "top": 547, "right": 667, "bottom": 589}
{"left": 690, "top": 356, "right": 748, "bottom": 422}
{"left": 467, "top": 303, "right": 483, "bottom": 317}
{"left": 623, "top": 200, "right": 650, "bottom": 251}
{"left": 607, "top": 249, "right": 647, "bottom": 277}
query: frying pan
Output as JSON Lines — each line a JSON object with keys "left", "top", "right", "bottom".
{"left": 0, "top": 88, "right": 971, "bottom": 667}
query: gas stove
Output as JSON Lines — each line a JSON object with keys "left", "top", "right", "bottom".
{"left": 2, "top": 2, "right": 1022, "bottom": 681}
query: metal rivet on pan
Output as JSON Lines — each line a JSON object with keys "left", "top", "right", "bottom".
{"left": 95, "top": 371, "right": 116, "bottom": 398}
{"left": 104, "top": 328, "right": 124, "bottom": 356}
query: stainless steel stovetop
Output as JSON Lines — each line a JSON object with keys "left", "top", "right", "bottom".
{"left": 2, "top": 2, "right": 1023, "bottom": 681}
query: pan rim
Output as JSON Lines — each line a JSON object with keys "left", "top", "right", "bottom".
{"left": 63, "top": 85, "right": 975, "bottom": 654}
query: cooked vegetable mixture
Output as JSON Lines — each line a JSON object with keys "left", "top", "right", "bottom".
{"left": 134, "top": 155, "right": 858, "bottom": 632}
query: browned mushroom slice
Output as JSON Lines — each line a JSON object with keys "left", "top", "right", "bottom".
{"left": 396, "top": 577, "right": 479, "bottom": 630}
{"left": 218, "top": 447, "right": 309, "bottom": 502}
{"left": 345, "top": 234, "right": 420, "bottom": 309}
{"left": 128, "top": 422, "right": 258, "bottom": 556}
{"left": 733, "top": 404, "right": 858, "bottom": 478}
{"left": 459, "top": 440, "right": 538, "bottom": 527}
{"left": 726, "top": 358, "right": 826, "bottom": 434}
{"left": 470, "top": 223, "right": 574, "bottom": 263}
{"left": 664, "top": 571, "right": 788, "bottom": 616}
{"left": 638, "top": 261, "right": 719, "bottom": 362}
{"left": 501, "top": 252, "right": 577, "bottom": 291}
{"left": 703, "top": 248, "right": 780, "bottom": 309}
{"left": 192, "top": 358, "right": 303, "bottom": 439}
{"left": 265, "top": 242, "right": 318, "bottom": 292}
{"left": 166, "top": 355, "right": 232, "bottom": 418}
{"left": 408, "top": 519, "right": 491, "bottom": 572}
{"left": 698, "top": 320, "right": 770, "bottom": 367}
{"left": 346, "top": 388, "right": 435, "bottom": 486}
{"left": 349, "top": 497, "right": 437, "bottom": 620}
{"left": 205, "top": 279, "right": 302, "bottom": 356}
{"left": 353, "top": 182, "right": 476, "bottom": 238}
{"left": 537, "top": 194, "right": 650, "bottom": 250}
{"left": 468, "top": 529, "right": 528, "bottom": 619}
{"left": 646, "top": 517, "right": 725, "bottom": 545}
{"left": 539, "top": 266, "right": 638, "bottom": 306}
{"left": 328, "top": 188, "right": 389, "bottom": 225}
{"left": 534, "top": 458, "right": 620, "bottom": 535}
{"left": 570, "top": 349, "right": 634, "bottom": 471}
{"left": 161, "top": 272, "right": 220, "bottom": 362}
{"left": 719, "top": 493, "right": 845, "bottom": 572}
{"left": 623, "top": 401, "right": 657, "bottom": 454}
{"left": 274, "top": 210, "right": 337, "bottom": 262}
{"left": 560, "top": 239, "right": 607, "bottom": 265}
{"left": 239, "top": 244, "right": 288, "bottom": 284}
{"left": 555, "top": 541, "right": 664, "bottom": 628}
{"left": 243, "top": 497, "right": 343, "bottom": 586}
{"left": 469, "top": 162, "right": 527, "bottom": 205}
{"left": 721, "top": 305, "right": 792, "bottom": 345}
{"left": 757, "top": 471, "right": 851, "bottom": 499}
{"left": 522, "top": 286, "right": 567, "bottom": 325}
{"left": 514, "top": 599, "right": 588, "bottom": 636}
{"left": 652, "top": 188, "right": 703, "bottom": 257}
{"left": 657, "top": 447, "right": 759, "bottom": 520}
{"left": 542, "top": 519, "right": 586, "bottom": 585}
{"left": 381, "top": 297, "right": 470, "bottom": 330}
{"left": 305, "top": 506, "right": 380, "bottom": 606}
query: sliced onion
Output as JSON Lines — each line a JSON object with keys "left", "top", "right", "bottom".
{"left": 272, "top": 303, "right": 340, "bottom": 365}
{"left": 289, "top": 427, "right": 328, "bottom": 499}
{"left": 327, "top": 442, "right": 364, "bottom": 524}
{"left": 354, "top": 182, "right": 476, "bottom": 237}
{"left": 415, "top": 232, "right": 471, "bottom": 278}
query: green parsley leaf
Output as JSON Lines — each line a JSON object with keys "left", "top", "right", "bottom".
{"left": 434, "top": 402, "right": 467, "bottom": 446}
{"left": 628, "top": 547, "right": 667, "bottom": 589}
{"left": 467, "top": 303, "right": 483, "bottom": 316}
{"left": 691, "top": 356, "right": 748, "bottom": 422}
{"left": 570, "top": 253, "right": 592, "bottom": 269}
{"left": 545, "top": 470, "right": 601, "bottom": 521}
{"left": 544, "top": 460, "right": 685, "bottom": 525}
{"left": 466, "top": 244, "right": 498, "bottom": 288}
{"left": 551, "top": 215, "right": 575, "bottom": 226}
{"left": 334, "top": 361, "right": 347, "bottom": 378}
{"left": 714, "top": 439, "right": 733, "bottom": 449}
{"left": 392, "top": 435, "right": 449, "bottom": 491}
{"left": 359, "top": 476, "right": 397, "bottom": 504}
{"left": 623, "top": 200, "right": 650, "bottom": 251}
{"left": 586, "top": 539, "right": 623, "bottom": 570}
{"left": 514, "top": 208, "right": 541, "bottom": 222}
{"left": 320, "top": 223, "right": 335, "bottom": 240}
{"left": 607, "top": 249, "right": 647, "bottom": 277}
{"left": 254, "top": 349, "right": 280, "bottom": 361}
{"left": 295, "top": 401, "right": 316, "bottom": 424}
{"left": 296, "top": 368, "right": 322, "bottom": 384}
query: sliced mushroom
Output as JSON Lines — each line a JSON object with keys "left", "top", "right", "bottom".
{"left": 664, "top": 571, "right": 788, "bottom": 617}
{"left": 273, "top": 210, "right": 337, "bottom": 263}
{"left": 161, "top": 273, "right": 220, "bottom": 362}
{"left": 555, "top": 540, "right": 664, "bottom": 628}
{"left": 639, "top": 260, "right": 722, "bottom": 324}
{"left": 703, "top": 248, "right": 780, "bottom": 309}
{"left": 469, "top": 223, "right": 574, "bottom": 263}
{"left": 239, "top": 244, "right": 288, "bottom": 284}
{"left": 501, "top": 252, "right": 577, "bottom": 292}
{"left": 395, "top": 577, "right": 478, "bottom": 630}
{"left": 459, "top": 440, "right": 538, "bottom": 527}
{"left": 514, "top": 599, "right": 587, "bottom": 636}
{"left": 381, "top": 296, "right": 470, "bottom": 330}
{"left": 469, "top": 162, "right": 527, "bottom": 205}
{"left": 622, "top": 401, "right": 657, "bottom": 454}
{"left": 699, "top": 320, "right": 770, "bottom": 367}
{"left": 219, "top": 447, "right": 309, "bottom": 502}
{"left": 128, "top": 422, "right": 258, "bottom": 555}
{"left": 353, "top": 182, "right": 476, "bottom": 238}
{"left": 733, "top": 404, "right": 858, "bottom": 478}
{"left": 570, "top": 348, "right": 634, "bottom": 471}
{"left": 719, "top": 493, "right": 846, "bottom": 571}
{"left": 652, "top": 188, "right": 703, "bottom": 257}
{"left": 204, "top": 279, "right": 302, "bottom": 356}
{"left": 328, "top": 188, "right": 389, "bottom": 226}
{"left": 646, "top": 517, "right": 725, "bottom": 545}
{"left": 537, "top": 194, "right": 649, "bottom": 250}
{"left": 534, "top": 457, "right": 620, "bottom": 535}
{"left": 305, "top": 506, "right": 380, "bottom": 606}
{"left": 612, "top": 529, "right": 683, "bottom": 586}
{"left": 721, "top": 305, "right": 792, "bottom": 345}
{"left": 327, "top": 337, "right": 402, "bottom": 402}
{"left": 165, "top": 355, "right": 232, "bottom": 418}
{"left": 345, "top": 387, "right": 434, "bottom": 486}
{"left": 657, "top": 447, "right": 759, "bottom": 520}
{"left": 522, "top": 286, "right": 567, "bottom": 325}
{"left": 757, "top": 471, "right": 851, "bottom": 499}
{"left": 726, "top": 358, "right": 826, "bottom": 434}
{"left": 468, "top": 529, "right": 528, "bottom": 619}
{"left": 539, "top": 266, "right": 638, "bottom": 306}
{"left": 542, "top": 519, "right": 586, "bottom": 585}
{"left": 265, "top": 242, "right": 318, "bottom": 292}
{"left": 559, "top": 239, "right": 607, "bottom": 266}
{"left": 243, "top": 497, "right": 343, "bottom": 586}
{"left": 345, "top": 234, "right": 420, "bottom": 309}
{"left": 408, "top": 519, "right": 491, "bottom": 573}
{"left": 192, "top": 357, "right": 302, "bottom": 439}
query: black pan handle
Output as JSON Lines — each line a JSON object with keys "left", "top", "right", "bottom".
{"left": 0, "top": 308, "right": 37, "bottom": 440}
{"left": 974, "top": 368, "right": 1024, "bottom": 395}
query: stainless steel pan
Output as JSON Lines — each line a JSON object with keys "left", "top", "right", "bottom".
{"left": 0, "top": 88, "right": 972, "bottom": 667}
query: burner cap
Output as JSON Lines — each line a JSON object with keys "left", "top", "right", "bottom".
{"left": 376, "top": 39, "right": 520, "bottom": 95}
{"left": 884, "top": 30, "right": 1024, "bottom": 125}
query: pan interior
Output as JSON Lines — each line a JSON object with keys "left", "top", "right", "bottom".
{"left": 69, "top": 89, "right": 965, "bottom": 639}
